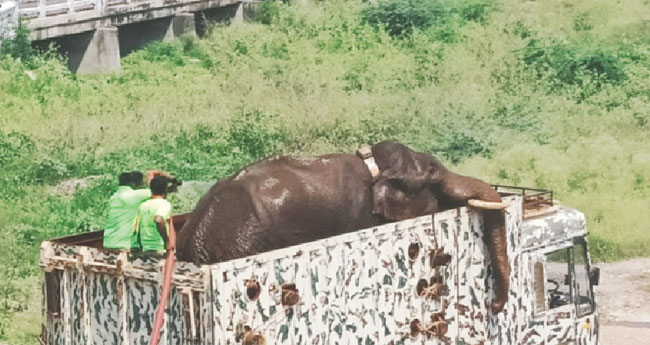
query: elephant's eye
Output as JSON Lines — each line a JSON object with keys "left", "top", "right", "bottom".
{"left": 389, "top": 178, "right": 405, "bottom": 188}
{"left": 389, "top": 178, "right": 411, "bottom": 193}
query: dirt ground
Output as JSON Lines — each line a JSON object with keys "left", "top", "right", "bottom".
{"left": 596, "top": 257, "right": 650, "bottom": 345}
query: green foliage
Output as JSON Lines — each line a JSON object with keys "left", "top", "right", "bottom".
{"left": 522, "top": 39, "right": 626, "bottom": 94}
{"left": 361, "top": 0, "right": 498, "bottom": 39}
{"left": 435, "top": 132, "right": 493, "bottom": 164}
{"left": 228, "top": 109, "right": 288, "bottom": 159}
{"left": 0, "top": 131, "right": 33, "bottom": 165}
{"left": 361, "top": 0, "right": 451, "bottom": 37}
{"left": 458, "top": 0, "right": 497, "bottom": 24}
{"left": 0, "top": 20, "right": 34, "bottom": 65}
{"left": 588, "top": 234, "right": 623, "bottom": 262}
{"left": 255, "top": 0, "right": 282, "bottom": 25}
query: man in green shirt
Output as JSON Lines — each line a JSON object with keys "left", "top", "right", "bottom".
{"left": 103, "top": 171, "right": 152, "bottom": 249}
{"left": 133, "top": 176, "right": 173, "bottom": 252}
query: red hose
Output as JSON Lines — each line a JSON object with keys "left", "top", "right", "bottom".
{"left": 149, "top": 216, "right": 177, "bottom": 345}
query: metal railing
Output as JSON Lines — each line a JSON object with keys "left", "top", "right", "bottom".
{"left": 492, "top": 184, "right": 555, "bottom": 211}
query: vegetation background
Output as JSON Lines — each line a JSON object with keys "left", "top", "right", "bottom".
{"left": 1, "top": 0, "right": 649, "bottom": 342}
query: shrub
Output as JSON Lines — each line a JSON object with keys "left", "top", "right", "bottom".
{"left": 138, "top": 41, "right": 186, "bottom": 66}
{"left": 255, "top": 0, "right": 281, "bottom": 25}
{"left": 588, "top": 234, "right": 623, "bottom": 262}
{"left": 361, "top": 0, "right": 497, "bottom": 39}
{"left": 458, "top": 0, "right": 497, "bottom": 24}
{"left": 29, "top": 157, "right": 70, "bottom": 185}
{"left": 434, "top": 132, "right": 493, "bottom": 164}
{"left": 0, "top": 20, "right": 34, "bottom": 66}
{"left": 0, "top": 131, "right": 33, "bottom": 165}
{"left": 522, "top": 40, "right": 625, "bottom": 87}
{"left": 228, "top": 109, "right": 288, "bottom": 159}
{"left": 361, "top": 0, "right": 451, "bottom": 37}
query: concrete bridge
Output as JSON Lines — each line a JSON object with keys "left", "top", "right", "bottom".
{"left": 0, "top": 0, "right": 254, "bottom": 73}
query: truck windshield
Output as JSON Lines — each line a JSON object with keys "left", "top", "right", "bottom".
{"left": 546, "top": 248, "right": 572, "bottom": 309}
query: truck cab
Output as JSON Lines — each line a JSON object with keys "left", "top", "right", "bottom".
{"left": 512, "top": 185, "right": 600, "bottom": 345}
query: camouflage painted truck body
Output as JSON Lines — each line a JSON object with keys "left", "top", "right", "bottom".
{"left": 40, "top": 191, "right": 600, "bottom": 345}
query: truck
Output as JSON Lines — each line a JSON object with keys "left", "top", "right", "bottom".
{"left": 39, "top": 186, "right": 600, "bottom": 345}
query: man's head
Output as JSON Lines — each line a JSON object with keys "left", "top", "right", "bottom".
{"left": 119, "top": 171, "right": 144, "bottom": 187}
{"left": 150, "top": 176, "right": 169, "bottom": 196}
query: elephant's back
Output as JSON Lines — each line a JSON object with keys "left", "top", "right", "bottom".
{"left": 176, "top": 153, "right": 375, "bottom": 263}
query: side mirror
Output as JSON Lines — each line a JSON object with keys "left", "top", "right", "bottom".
{"left": 590, "top": 267, "right": 600, "bottom": 286}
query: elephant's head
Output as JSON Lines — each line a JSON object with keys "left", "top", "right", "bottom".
{"left": 369, "top": 141, "right": 445, "bottom": 221}
{"left": 369, "top": 141, "right": 510, "bottom": 313}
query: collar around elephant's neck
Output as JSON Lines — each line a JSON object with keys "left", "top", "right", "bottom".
{"left": 356, "top": 146, "right": 380, "bottom": 180}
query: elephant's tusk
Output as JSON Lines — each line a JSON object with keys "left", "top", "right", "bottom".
{"left": 468, "top": 199, "right": 508, "bottom": 210}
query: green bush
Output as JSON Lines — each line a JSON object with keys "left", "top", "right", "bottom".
{"left": 434, "top": 132, "right": 493, "bottom": 164}
{"left": 255, "top": 0, "right": 281, "bottom": 25}
{"left": 0, "top": 131, "right": 33, "bottom": 165}
{"left": 228, "top": 109, "right": 288, "bottom": 159}
{"left": 459, "top": 0, "right": 497, "bottom": 24}
{"left": 588, "top": 234, "right": 623, "bottom": 262}
{"left": 361, "top": 0, "right": 497, "bottom": 38}
{"left": 0, "top": 20, "right": 34, "bottom": 66}
{"left": 523, "top": 40, "right": 625, "bottom": 87}
{"left": 361, "top": 0, "right": 451, "bottom": 37}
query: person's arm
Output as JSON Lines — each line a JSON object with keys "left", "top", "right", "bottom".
{"left": 132, "top": 189, "right": 152, "bottom": 202}
{"left": 154, "top": 215, "right": 171, "bottom": 250}
{"left": 155, "top": 201, "right": 173, "bottom": 251}
{"left": 146, "top": 170, "right": 174, "bottom": 186}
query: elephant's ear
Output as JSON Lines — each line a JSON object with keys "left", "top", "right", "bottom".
{"left": 369, "top": 142, "right": 445, "bottom": 220}
{"left": 370, "top": 165, "right": 438, "bottom": 221}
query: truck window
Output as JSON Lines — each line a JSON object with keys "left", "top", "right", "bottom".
{"left": 533, "top": 261, "right": 546, "bottom": 313}
{"left": 574, "top": 242, "right": 595, "bottom": 316}
{"left": 44, "top": 270, "right": 62, "bottom": 316}
{"left": 545, "top": 248, "right": 572, "bottom": 309}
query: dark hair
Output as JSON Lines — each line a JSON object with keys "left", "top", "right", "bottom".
{"left": 119, "top": 172, "right": 131, "bottom": 186}
{"left": 150, "top": 176, "right": 168, "bottom": 195}
{"left": 118, "top": 171, "right": 144, "bottom": 187}
{"left": 130, "top": 171, "right": 144, "bottom": 187}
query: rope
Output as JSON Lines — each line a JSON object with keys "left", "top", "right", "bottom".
{"left": 149, "top": 215, "right": 177, "bottom": 345}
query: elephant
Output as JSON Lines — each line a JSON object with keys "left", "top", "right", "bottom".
{"left": 176, "top": 141, "right": 509, "bottom": 312}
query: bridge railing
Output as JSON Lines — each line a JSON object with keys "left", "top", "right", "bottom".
{"left": 16, "top": 0, "right": 198, "bottom": 20}
{"left": 5, "top": 0, "right": 241, "bottom": 40}
{"left": 18, "top": 0, "right": 101, "bottom": 20}
{"left": 0, "top": 1, "right": 17, "bottom": 41}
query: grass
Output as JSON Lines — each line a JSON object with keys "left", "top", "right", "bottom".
{"left": 1, "top": 0, "right": 650, "bottom": 342}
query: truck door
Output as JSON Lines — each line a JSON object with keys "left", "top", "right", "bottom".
{"left": 528, "top": 241, "right": 598, "bottom": 345}
{"left": 543, "top": 246, "right": 577, "bottom": 345}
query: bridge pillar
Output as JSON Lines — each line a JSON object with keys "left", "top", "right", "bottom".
{"left": 196, "top": 2, "right": 246, "bottom": 36}
{"left": 164, "top": 13, "right": 197, "bottom": 42}
{"left": 66, "top": 27, "right": 121, "bottom": 74}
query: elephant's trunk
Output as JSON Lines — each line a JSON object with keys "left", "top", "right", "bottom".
{"left": 483, "top": 209, "right": 509, "bottom": 313}
{"left": 440, "top": 173, "right": 510, "bottom": 313}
